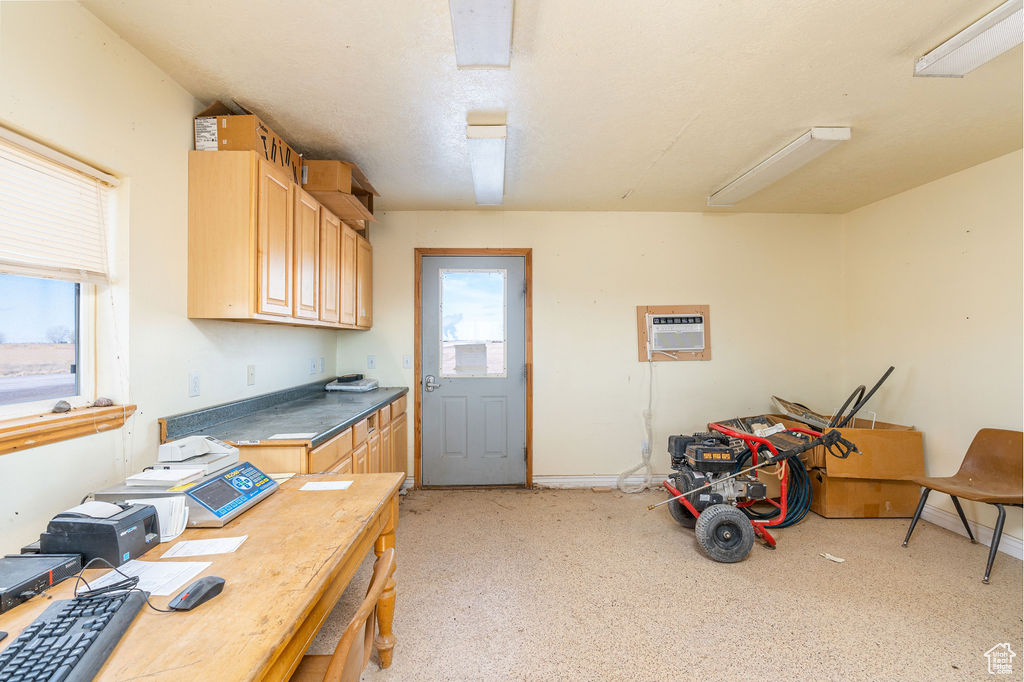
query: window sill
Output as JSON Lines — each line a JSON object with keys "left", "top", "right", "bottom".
{"left": 0, "top": 404, "right": 137, "bottom": 457}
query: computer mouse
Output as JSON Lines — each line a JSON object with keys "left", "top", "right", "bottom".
{"left": 168, "top": 576, "right": 225, "bottom": 611}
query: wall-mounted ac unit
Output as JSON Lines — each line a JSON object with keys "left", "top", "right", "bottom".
{"left": 647, "top": 313, "right": 705, "bottom": 353}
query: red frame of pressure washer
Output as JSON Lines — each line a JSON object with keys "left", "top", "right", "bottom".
{"left": 662, "top": 422, "right": 823, "bottom": 548}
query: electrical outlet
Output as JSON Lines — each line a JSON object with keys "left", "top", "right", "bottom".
{"left": 246, "top": 365, "right": 256, "bottom": 386}
{"left": 367, "top": 355, "right": 376, "bottom": 370}
{"left": 188, "top": 371, "right": 200, "bottom": 397}
{"left": 309, "top": 358, "right": 318, "bottom": 375}
{"left": 318, "top": 357, "right": 325, "bottom": 373}
{"left": 402, "top": 355, "right": 412, "bottom": 369}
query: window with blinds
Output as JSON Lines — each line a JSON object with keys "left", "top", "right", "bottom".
{"left": 0, "top": 129, "right": 112, "bottom": 413}
{"left": 0, "top": 133, "right": 115, "bottom": 284}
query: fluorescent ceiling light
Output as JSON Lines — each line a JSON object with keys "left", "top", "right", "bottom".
{"left": 467, "top": 124, "right": 506, "bottom": 205}
{"left": 707, "top": 128, "right": 851, "bottom": 207}
{"left": 915, "top": 0, "right": 1023, "bottom": 77}
{"left": 449, "top": 0, "right": 514, "bottom": 68}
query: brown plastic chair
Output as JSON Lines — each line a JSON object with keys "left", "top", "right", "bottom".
{"left": 902, "top": 429, "right": 1023, "bottom": 583}
{"left": 291, "top": 548, "right": 396, "bottom": 682}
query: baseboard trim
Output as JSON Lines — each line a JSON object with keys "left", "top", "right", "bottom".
{"left": 920, "top": 504, "right": 1023, "bottom": 560}
{"left": 531, "top": 474, "right": 668, "bottom": 489}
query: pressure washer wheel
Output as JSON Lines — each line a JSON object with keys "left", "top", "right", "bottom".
{"left": 667, "top": 473, "right": 696, "bottom": 528}
{"left": 694, "top": 503, "right": 755, "bottom": 563}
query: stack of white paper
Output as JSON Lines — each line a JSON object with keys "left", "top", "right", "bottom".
{"left": 162, "top": 535, "right": 247, "bottom": 558}
{"left": 126, "top": 468, "right": 204, "bottom": 488}
{"left": 86, "top": 560, "right": 210, "bottom": 596}
{"left": 126, "top": 496, "right": 189, "bottom": 542}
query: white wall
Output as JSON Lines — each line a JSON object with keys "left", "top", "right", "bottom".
{"left": 0, "top": 2, "right": 339, "bottom": 553}
{"left": 842, "top": 150, "right": 1023, "bottom": 540}
{"left": 339, "top": 211, "right": 846, "bottom": 477}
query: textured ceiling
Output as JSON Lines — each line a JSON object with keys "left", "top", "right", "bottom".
{"left": 81, "top": 0, "right": 1022, "bottom": 214}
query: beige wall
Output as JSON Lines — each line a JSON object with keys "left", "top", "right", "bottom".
{"left": 841, "top": 150, "right": 1024, "bottom": 540}
{"left": 339, "top": 211, "right": 846, "bottom": 477}
{"left": 0, "top": 2, "right": 338, "bottom": 553}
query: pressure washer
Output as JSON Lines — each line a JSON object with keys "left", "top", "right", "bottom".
{"left": 648, "top": 424, "right": 858, "bottom": 562}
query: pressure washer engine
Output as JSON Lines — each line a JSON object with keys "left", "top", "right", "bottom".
{"left": 667, "top": 432, "right": 768, "bottom": 517}
{"left": 651, "top": 425, "right": 858, "bottom": 563}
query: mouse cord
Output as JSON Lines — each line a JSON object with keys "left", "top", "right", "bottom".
{"left": 72, "top": 557, "right": 174, "bottom": 613}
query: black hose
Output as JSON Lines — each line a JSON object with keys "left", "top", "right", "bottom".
{"left": 734, "top": 450, "right": 812, "bottom": 528}
{"left": 834, "top": 366, "right": 895, "bottom": 429}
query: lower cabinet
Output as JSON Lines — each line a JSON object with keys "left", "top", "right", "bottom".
{"left": 236, "top": 395, "right": 408, "bottom": 476}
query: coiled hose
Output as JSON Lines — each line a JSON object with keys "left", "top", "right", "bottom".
{"left": 734, "top": 449, "right": 812, "bottom": 528}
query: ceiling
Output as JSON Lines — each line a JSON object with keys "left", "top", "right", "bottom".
{"left": 81, "top": 0, "right": 1022, "bottom": 214}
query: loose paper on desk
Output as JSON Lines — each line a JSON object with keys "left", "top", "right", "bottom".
{"left": 268, "top": 432, "right": 317, "bottom": 440}
{"left": 126, "top": 496, "right": 188, "bottom": 542}
{"left": 162, "top": 535, "right": 247, "bottom": 558}
{"left": 300, "top": 481, "right": 353, "bottom": 491}
{"left": 86, "top": 560, "right": 210, "bottom": 596}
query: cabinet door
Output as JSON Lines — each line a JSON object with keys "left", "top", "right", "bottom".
{"left": 392, "top": 412, "right": 407, "bottom": 477}
{"left": 355, "top": 236, "right": 372, "bottom": 328}
{"left": 328, "top": 455, "right": 353, "bottom": 474}
{"left": 293, "top": 188, "right": 321, "bottom": 320}
{"left": 339, "top": 224, "right": 357, "bottom": 325}
{"left": 380, "top": 423, "right": 392, "bottom": 473}
{"left": 257, "top": 158, "right": 294, "bottom": 316}
{"left": 353, "top": 442, "right": 368, "bottom": 474}
{"left": 367, "top": 431, "right": 380, "bottom": 473}
{"left": 319, "top": 210, "right": 342, "bottom": 324}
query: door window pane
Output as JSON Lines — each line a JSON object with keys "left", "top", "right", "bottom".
{"left": 439, "top": 269, "right": 506, "bottom": 377}
{"left": 0, "top": 274, "right": 79, "bottom": 406}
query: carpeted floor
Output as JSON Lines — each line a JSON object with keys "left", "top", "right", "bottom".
{"left": 307, "top": 489, "right": 1023, "bottom": 681}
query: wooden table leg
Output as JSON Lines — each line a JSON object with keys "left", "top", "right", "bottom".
{"left": 374, "top": 497, "right": 398, "bottom": 667}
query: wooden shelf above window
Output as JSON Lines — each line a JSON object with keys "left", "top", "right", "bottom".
{"left": 0, "top": 404, "right": 136, "bottom": 457}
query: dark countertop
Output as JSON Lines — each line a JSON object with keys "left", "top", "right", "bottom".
{"left": 163, "top": 385, "right": 408, "bottom": 449}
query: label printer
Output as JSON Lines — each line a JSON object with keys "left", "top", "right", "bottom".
{"left": 39, "top": 501, "right": 160, "bottom": 567}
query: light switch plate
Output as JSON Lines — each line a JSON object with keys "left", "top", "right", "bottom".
{"left": 402, "top": 355, "right": 412, "bottom": 369}
{"left": 367, "top": 355, "right": 376, "bottom": 369}
{"left": 318, "top": 357, "right": 325, "bottom": 373}
{"left": 246, "top": 365, "right": 255, "bottom": 386}
{"left": 188, "top": 371, "right": 200, "bottom": 397}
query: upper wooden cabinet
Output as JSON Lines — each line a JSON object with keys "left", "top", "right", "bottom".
{"left": 256, "top": 157, "right": 294, "bottom": 317}
{"left": 356, "top": 236, "right": 372, "bottom": 328}
{"left": 340, "top": 224, "right": 358, "bottom": 326}
{"left": 293, "top": 188, "right": 320, "bottom": 321}
{"left": 319, "top": 210, "right": 341, "bottom": 324}
{"left": 188, "top": 151, "right": 372, "bottom": 330}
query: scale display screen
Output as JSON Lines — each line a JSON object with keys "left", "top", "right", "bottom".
{"left": 186, "top": 463, "right": 276, "bottom": 518}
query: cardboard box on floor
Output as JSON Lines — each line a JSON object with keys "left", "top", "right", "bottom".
{"left": 751, "top": 415, "right": 924, "bottom": 517}
{"left": 771, "top": 414, "right": 923, "bottom": 518}
{"left": 194, "top": 101, "right": 301, "bottom": 183}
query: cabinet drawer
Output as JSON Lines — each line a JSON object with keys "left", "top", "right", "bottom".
{"left": 391, "top": 395, "right": 407, "bottom": 418}
{"left": 379, "top": 405, "right": 391, "bottom": 427}
{"left": 309, "top": 427, "right": 353, "bottom": 473}
{"left": 353, "top": 418, "right": 369, "bottom": 445}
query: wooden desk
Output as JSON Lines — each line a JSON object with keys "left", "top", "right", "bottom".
{"left": 0, "top": 473, "right": 403, "bottom": 680}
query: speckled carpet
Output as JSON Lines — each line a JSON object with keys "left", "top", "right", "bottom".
{"left": 307, "top": 488, "right": 1023, "bottom": 681}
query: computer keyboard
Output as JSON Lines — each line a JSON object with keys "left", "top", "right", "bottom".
{"left": 0, "top": 590, "right": 145, "bottom": 681}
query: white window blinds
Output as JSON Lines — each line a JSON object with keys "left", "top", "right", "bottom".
{"left": 0, "top": 130, "right": 117, "bottom": 284}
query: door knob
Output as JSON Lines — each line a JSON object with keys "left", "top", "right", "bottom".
{"left": 424, "top": 375, "right": 441, "bottom": 392}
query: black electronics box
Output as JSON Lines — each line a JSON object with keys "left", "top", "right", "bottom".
{"left": 0, "top": 554, "right": 82, "bottom": 613}
{"left": 39, "top": 503, "right": 160, "bottom": 567}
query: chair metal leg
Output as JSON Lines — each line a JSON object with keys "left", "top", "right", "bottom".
{"left": 982, "top": 504, "right": 1006, "bottom": 584}
{"left": 903, "top": 487, "right": 931, "bottom": 547}
{"left": 949, "top": 496, "right": 977, "bottom": 543}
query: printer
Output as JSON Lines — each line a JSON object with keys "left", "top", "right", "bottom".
{"left": 39, "top": 501, "right": 160, "bottom": 567}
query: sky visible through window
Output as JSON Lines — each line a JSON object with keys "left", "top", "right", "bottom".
{"left": 0, "top": 274, "right": 77, "bottom": 343}
{"left": 0, "top": 274, "right": 78, "bottom": 406}
{"left": 440, "top": 270, "right": 505, "bottom": 342}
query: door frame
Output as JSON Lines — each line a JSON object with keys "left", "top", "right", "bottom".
{"left": 414, "top": 248, "right": 533, "bottom": 489}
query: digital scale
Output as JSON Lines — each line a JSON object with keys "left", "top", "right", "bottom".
{"left": 93, "top": 462, "right": 278, "bottom": 528}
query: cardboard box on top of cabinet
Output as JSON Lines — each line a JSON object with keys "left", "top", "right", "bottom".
{"left": 194, "top": 100, "right": 301, "bottom": 183}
